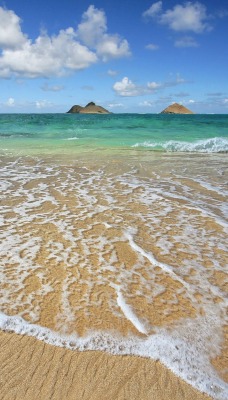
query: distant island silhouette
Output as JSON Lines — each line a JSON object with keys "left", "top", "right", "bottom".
{"left": 67, "top": 102, "right": 111, "bottom": 114}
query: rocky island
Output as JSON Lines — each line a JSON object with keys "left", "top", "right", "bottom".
{"left": 160, "top": 103, "right": 194, "bottom": 114}
{"left": 67, "top": 102, "right": 111, "bottom": 114}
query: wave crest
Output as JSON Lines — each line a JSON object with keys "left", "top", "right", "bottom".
{"left": 132, "top": 137, "right": 228, "bottom": 153}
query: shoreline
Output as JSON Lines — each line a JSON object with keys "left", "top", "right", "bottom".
{"left": 0, "top": 330, "right": 212, "bottom": 400}
{"left": 1, "top": 152, "right": 227, "bottom": 399}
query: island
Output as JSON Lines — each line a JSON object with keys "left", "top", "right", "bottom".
{"left": 160, "top": 103, "right": 194, "bottom": 114}
{"left": 67, "top": 102, "right": 111, "bottom": 114}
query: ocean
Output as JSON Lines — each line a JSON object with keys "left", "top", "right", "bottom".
{"left": 0, "top": 113, "right": 228, "bottom": 154}
{"left": 0, "top": 113, "right": 227, "bottom": 399}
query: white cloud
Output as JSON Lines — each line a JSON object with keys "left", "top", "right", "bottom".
{"left": 143, "top": 1, "right": 163, "bottom": 18}
{"left": 160, "top": 2, "right": 210, "bottom": 33}
{"left": 175, "top": 36, "right": 199, "bottom": 47}
{"left": 77, "top": 5, "right": 107, "bottom": 47}
{"left": 143, "top": 2, "right": 211, "bottom": 33}
{"left": 0, "top": 30, "right": 97, "bottom": 78}
{"left": 113, "top": 77, "right": 141, "bottom": 97}
{"left": 6, "top": 97, "right": 15, "bottom": 106}
{"left": 77, "top": 5, "right": 130, "bottom": 61}
{"left": 145, "top": 43, "right": 159, "bottom": 50}
{"left": 0, "top": 5, "right": 130, "bottom": 79}
{"left": 113, "top": 75, "right": 187, "bottom": 97}
{"left": 96, "top": 36, "right": 130, "bottom": 61}
{"left": 0, "top": 7, "right": 27, "bottom": 49}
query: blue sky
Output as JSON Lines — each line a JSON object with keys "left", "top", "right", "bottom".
{"left": 0, "top": 0, "right": 227, "bottom": 113}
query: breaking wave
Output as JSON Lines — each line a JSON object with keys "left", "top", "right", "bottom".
{"left": 132, "top": 137, "right": 228, "bottom": 153}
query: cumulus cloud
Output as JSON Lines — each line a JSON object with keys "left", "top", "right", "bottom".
{"left": 77, "top": 5, "right": 107, "bottom": 47}
{"left": 0, "top": 5, "right": 130, "bottom": 79}
{"left": 161, "top": 2, "right": 211, "bottom": 32}
{"left": 96, "top": 36, "right": 130, "bottom": 61}
{"left": 175, "top": 36, "right": 199, "bottom": 47}
{"left": 143, "top": 1, "right": 162, "bottom": 18}
{"left": 113, "top": 77, "right": 142, "bottom": 97}
{"left": 0, "top": 29, "right": 97, "bottom": 78}
{"left": 0, "top": 7, "right": 27, "bottom": 49}
{"left": 113, "top": 75, "right": 187, "bottom": 97}
{"left": 77, "top": 5, "right": 130, "bottom": 61}
{"left": 143, "top": 2, "right": 211, "bottom": 33}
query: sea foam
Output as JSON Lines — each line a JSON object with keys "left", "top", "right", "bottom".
{"left": 0, "top": 311, "right": 227, "bottom": 399}
{"left": 0, "top": 154, "right": 227, "bottom": 399}
{"left": 132, "top": 137, "right": 228, "bottom": 152}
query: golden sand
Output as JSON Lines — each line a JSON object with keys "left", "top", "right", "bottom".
{"left": 1, "top": 153, "right": 227, "bottom": 399}
{"left": 0, "top": 330, "right": 212, "bottom": 400}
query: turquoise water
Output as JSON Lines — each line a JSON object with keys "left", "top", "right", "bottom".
{"left": 0, "top": 113, "right": 228, "bottom": 155}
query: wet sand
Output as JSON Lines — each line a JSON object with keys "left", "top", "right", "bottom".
{"left": 0, "top": 330, "right": 212, "bottom": 400}
{"left": 0, "top": 153, "right": 227, "bottom": 399}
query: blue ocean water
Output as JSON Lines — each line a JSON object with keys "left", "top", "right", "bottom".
{"left": 0, "top": 113, "right": 228, "bottom": 155}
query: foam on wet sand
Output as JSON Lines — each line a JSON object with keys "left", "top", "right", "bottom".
{"left": 0, "top": 152, "right": 227, "bottom": 399}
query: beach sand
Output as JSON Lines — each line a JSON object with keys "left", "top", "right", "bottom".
{"left": 1, "top": 154, "right": 227, "bottom": 399}
{"left": 0, "top": 330, "right": 212, "bottom": 400}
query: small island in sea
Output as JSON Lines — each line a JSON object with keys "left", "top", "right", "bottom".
{"left": 161, "top": 102, "right": 194, "bottom": 114}
{"left": 67, "top": 101, "right": 111, "bottom": 114}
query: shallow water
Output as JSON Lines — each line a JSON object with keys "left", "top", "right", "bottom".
{"left": 0, "top": 113, "right": 228, "bottom": 154}
{"left": 0, "top": 114, "right": 228, "bottom": 399}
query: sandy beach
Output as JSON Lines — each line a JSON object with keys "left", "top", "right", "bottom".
{"left": 1, "top": 152, "right": 227, "bottom": 399}
{"left": 0, "top": 0, "right": 228, "bottom": 397}
{"left": 0, "top": 330, "right": 212, "bottom": 400}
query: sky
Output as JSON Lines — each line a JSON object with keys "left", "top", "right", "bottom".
{"left": 0, "top": 0, "right": 228, "bottom": 113}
